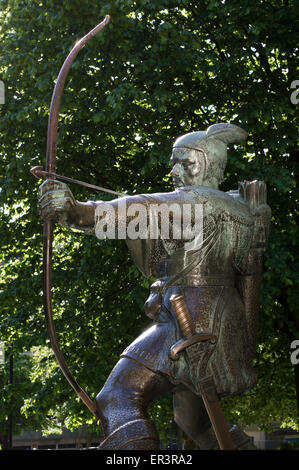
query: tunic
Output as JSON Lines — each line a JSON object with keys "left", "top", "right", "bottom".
{"left": 94, "top": 185, "right": 256, "bottom": 397}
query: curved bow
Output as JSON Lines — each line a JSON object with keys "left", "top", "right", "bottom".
{"left": 43, "top": 16, "right": 110, "bottom": 419}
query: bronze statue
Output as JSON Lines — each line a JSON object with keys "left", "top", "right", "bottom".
{"left": 34, "top": 18, "right": 271, "bottom": 451}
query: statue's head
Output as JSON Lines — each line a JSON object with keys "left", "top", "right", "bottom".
{"left": 170, "top": 123, "right": 248, "bottom": 189}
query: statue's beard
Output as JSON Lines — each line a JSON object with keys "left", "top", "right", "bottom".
{"left": 172, "top": 177, "right": 184, "bottom": 187}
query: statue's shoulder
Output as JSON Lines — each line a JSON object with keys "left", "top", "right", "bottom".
{"left": 181, "top": 186, "right": 253, "bottom": 222}
{"left": 145, "top": 186, "right": 254, "bottom": 227}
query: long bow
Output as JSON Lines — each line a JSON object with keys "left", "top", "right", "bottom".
{"left": 42, "top": 16, "right": 110, "bottom": 419}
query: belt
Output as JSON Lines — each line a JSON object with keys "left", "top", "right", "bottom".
{"left": 150, "top": 275, "right": 235, "bottom": 292}
{"left": 169, "top": 274, "right": 235, "bottom": 287}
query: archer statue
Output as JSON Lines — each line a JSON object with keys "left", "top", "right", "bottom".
{"left": 34, "top": 18, "right": 271, "bottom": 450}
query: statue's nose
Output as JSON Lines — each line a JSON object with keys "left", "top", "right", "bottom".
{"left": 171, "top": 163, "right": 182, "bottom": 176}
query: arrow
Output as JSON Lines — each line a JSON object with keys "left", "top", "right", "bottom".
{"left": 30, "top": 165, "right": 127, "bottom": 197}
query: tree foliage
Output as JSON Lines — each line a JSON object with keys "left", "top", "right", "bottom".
{"left": 0, "top": 0, "right": 298, "bottom": 439}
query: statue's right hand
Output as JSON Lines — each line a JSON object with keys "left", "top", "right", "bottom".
{"left": 37, "top": 179, "right": 76, "bottom": 223}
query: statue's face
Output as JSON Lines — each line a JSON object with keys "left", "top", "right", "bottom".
{"left": 170, "top": 148, "right": 204, "bottom": 188}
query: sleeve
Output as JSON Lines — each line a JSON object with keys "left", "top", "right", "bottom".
{"left": 94, "top": 193, "right": 167, "bottom": 277}
{"left": 93, "top": 189, "right": 202, "bottom": 277}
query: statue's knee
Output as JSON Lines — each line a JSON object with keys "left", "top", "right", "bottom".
{"left": 96, "top": 385, "right": 120, "bottom": 415}
{"left": 96, "top": 358, "right": 172, "bottom": 436}
{"left": 96, "top": 385, "right": 123, "bottom": 435}
{"left": 95, "top": 388, "right": 108, "bottom": 413}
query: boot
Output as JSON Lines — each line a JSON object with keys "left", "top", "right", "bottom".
{"left": 201, "top": 424, "right": 257, "bottom": 450}
{"left": 229, "top": 425, "right": 257, "bottom": 450}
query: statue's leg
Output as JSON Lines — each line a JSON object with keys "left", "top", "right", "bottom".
{"left": 173, "top": 388, "right": 255, "bottom": 450}
{"left": 173, "top": 388, "right": 219, "bottom": 449}
{"left": 96, "top": 357, "right": 173, "bottom": 450}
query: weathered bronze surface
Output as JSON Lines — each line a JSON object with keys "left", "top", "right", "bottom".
{"left": 35, "top": 20, "right": 271, "bottom": 450}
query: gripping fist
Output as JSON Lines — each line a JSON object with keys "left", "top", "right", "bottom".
{"left": 38, "top": 179, "right": 76, "bottom": 225}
